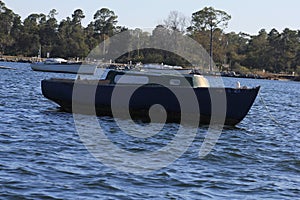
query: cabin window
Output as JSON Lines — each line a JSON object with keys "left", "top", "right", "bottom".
{"left": 170, "top": 79, "right": 181, "bottom": 86}
{"left": 114, "top": 75, "right": 149, "bottom": 84}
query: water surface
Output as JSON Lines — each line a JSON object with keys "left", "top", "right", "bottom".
{"left": 0, "top": 62, "right": 299, "bottom": 199}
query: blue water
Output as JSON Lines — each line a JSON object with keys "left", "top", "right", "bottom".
{"left": 0, "top": 62, "right": 299, "bottom": 199}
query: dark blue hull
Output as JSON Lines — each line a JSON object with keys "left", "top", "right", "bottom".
{"left": 41, "top": 79, "right": 260, "bottom": 126}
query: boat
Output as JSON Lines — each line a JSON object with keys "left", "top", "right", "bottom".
{"left": 0, "top": 65, "right": 16, "bottom": 70}
{"left": 30, "top": 58, "right": 97, "bottom": 74}
{"left": 41, "top": 69, "right": 260, "bottom": 126}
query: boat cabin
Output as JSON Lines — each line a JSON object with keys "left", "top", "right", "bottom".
{"left": 103, "top": 70, "right": 209, "bottom": 88}
{"left": 44, "top": 58, "right": 68, "bottom": 64}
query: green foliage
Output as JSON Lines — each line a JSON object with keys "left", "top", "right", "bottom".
{"left": 0, "top": 1, "right": 299, "bottom": 74}
{"left": 190, "top": 7, "right": 231, "bottom": 32}
{"left": 240, "top": 28, "right": 300, "bottom": 73}
{"left": 189, "top": 7, "right": 231, "bottom": 71}
{"left": 295, "top": 66, "right": 300, "bottom": 75}
{"left": 93, "top": 8, "right": 118, "bottom": 36}
{"left": 231, "top": 63, "right": 251, "bottom": 74}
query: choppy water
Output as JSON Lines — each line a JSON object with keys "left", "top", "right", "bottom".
{"left": 0, "top": 62, "right": 299, "bottom": 199}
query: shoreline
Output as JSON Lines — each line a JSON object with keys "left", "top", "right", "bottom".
{"left": 0, "top": 55, "right": 43, "bottom": 63}
{"left": 0, "top": 55, "right": 299, "bottom": 82}
{"left": 220, "top": 71, "right": 300, "bottom": 82}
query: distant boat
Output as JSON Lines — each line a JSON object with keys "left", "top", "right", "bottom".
{"left": 0, "top": 65, "right": 16, "bottom": 70}
{"left": 41, "top": 69, "right": 260, "bottom": 126}
{"left": 30, "top": 58, "right": 97, "bottom": 74}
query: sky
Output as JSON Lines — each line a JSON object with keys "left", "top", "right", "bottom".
{"left": 3, "top": 0, "right": 300, "bottom": 35}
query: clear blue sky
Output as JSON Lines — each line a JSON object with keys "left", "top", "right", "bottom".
{"left": 3, "top": 0, "right": 300, "bottom": 35}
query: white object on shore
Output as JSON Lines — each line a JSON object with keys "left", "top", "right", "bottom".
{"left": 236, "top": 81, "right": 241, "bottom": 88}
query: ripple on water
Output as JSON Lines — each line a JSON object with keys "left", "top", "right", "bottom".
{"left": 0, "top": 63, "right": 299, "bottom": 199}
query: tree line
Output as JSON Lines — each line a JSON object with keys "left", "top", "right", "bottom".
{"left": 0, "top": 1, "right": 299, "bottom": 74}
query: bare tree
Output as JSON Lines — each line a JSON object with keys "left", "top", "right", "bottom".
{"left": 164, "top": 11, "right": 188, "bottom": 33}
